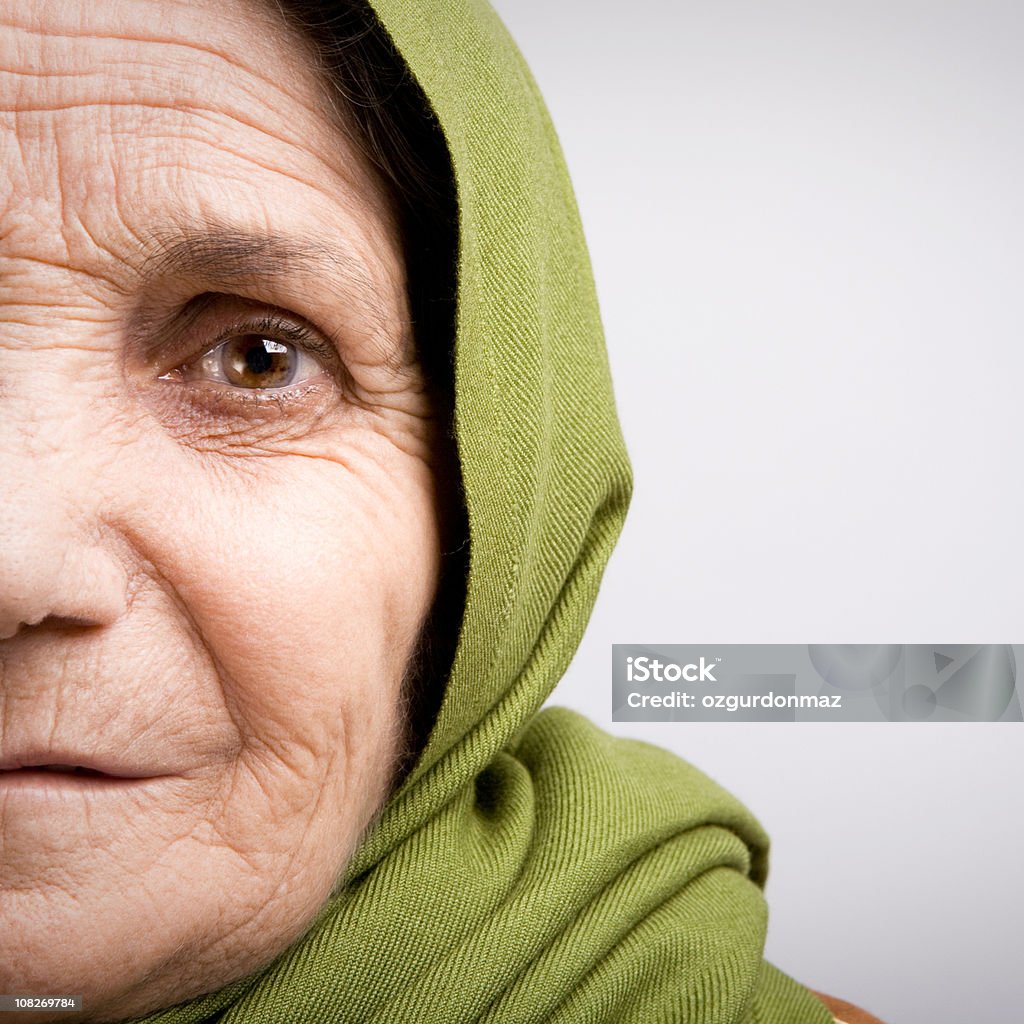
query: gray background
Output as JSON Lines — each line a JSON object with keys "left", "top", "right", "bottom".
{"left": 487, "top": 1, "right": 1024, "bottom": 1021}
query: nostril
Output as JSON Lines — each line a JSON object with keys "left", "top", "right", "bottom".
{"left": 0, "top": 619, "right": 33, "bottom": 641}
{"left": 38, "top": 614, "right": 102, "bottom": 630}
{"left": 0, "top": 615, "right": 96, "bottom": 641}
{"left": 0, "top": 544, "right": 130, "bottom": 640}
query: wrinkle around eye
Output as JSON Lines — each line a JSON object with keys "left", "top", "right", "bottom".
{"left": 153, "top": 389, "right": 439, "bottom": 470}
{"left": 132, "top": 232, "right": 413, "bottom": 384}
{"left": 145, "top": 377, "right": 346, "bottom": 453}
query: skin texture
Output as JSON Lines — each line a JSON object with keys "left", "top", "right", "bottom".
{"left": 0, "top": 1, "right": 442, "bottom": 1020}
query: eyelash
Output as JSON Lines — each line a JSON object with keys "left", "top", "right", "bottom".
{"left": 164, "top": 312, "right": 340, "bottom": 413}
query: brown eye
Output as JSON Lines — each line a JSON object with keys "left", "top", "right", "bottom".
{"left": 219, "top": 335, "right": 297, "bottom": 389}
{"left": 168, "top": 328, "right": 330, "bottom": 394}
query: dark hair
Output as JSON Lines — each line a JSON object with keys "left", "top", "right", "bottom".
{"left": 271, "top": 0, "right": 467, "bottom": 781}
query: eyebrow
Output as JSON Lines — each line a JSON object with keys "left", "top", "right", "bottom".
{"left": 143, "top": 229, "right": 371, "bottom": 288}
{"left": 140, "top": 227, "right": 411, "bottom": 370}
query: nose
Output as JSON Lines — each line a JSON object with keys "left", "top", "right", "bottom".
{"left": 0, "top": 478, "right": 129, "bottom": 641}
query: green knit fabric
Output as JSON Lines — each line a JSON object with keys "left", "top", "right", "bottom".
{"left": 133, "top": 1, "right": 832, "bottom": 1021}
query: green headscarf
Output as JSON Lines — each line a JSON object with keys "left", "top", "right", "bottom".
{"left": 138, "top": 1, "right": 833, "bottom": 1021}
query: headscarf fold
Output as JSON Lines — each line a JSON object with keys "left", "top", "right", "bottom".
{"left": 137, "top": 2, "right": 832, "bottom": 1020}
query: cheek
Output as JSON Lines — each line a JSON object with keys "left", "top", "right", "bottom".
{"left": 134, "top": 428, "right": 442, "bottom": 845}
{"left": 0, "top": 415, "right": 444, "bottom": 1011}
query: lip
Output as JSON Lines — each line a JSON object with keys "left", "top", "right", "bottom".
{"left": 0, "top": 751, "right": 166, "bottom": 779}
{"left": 0, "top": 768, "right": 165, "bottom": 790}
{"left": 0, "top": 757, "right": 180, "bottom": 797}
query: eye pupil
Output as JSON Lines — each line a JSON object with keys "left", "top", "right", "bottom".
{"left": 246, "top": 343, "right": 272, "bottom": 374}
{"left": 223, "top": 335, "right": 295, "bottom": 388}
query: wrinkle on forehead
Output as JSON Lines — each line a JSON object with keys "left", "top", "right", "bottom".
{"left": 0, "top": 0, "right": 401, "bottom": 285}
{"left": 0, "top": 0, "right": 311, "bottom": 91}
{"left": 0, "top": 0, "right": 371, "bottom": 190}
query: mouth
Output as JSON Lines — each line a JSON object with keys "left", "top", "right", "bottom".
{"left": 0, "top": 744, "right": 187, "bottom": 789}
{"left": 0, "top": 756, "right": 165, "bottom": 784}
{"left": 0, "top": 764, "right": 168, "bottom": 795}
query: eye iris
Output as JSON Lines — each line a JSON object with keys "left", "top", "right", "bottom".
{"left": 222, "top": 335, "right": 295, "bottom": 388}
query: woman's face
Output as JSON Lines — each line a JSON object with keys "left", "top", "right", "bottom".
{"left": 0, "top": 0, "right": 441, "bottom": 1018}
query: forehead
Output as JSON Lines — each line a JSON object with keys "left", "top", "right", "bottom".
{"left": 0, "top": 0, "right": 397, "bottom": 288}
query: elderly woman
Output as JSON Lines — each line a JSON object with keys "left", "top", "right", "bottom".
{"left": 0, "top": 1, "right": 881, "bottom": 1022}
